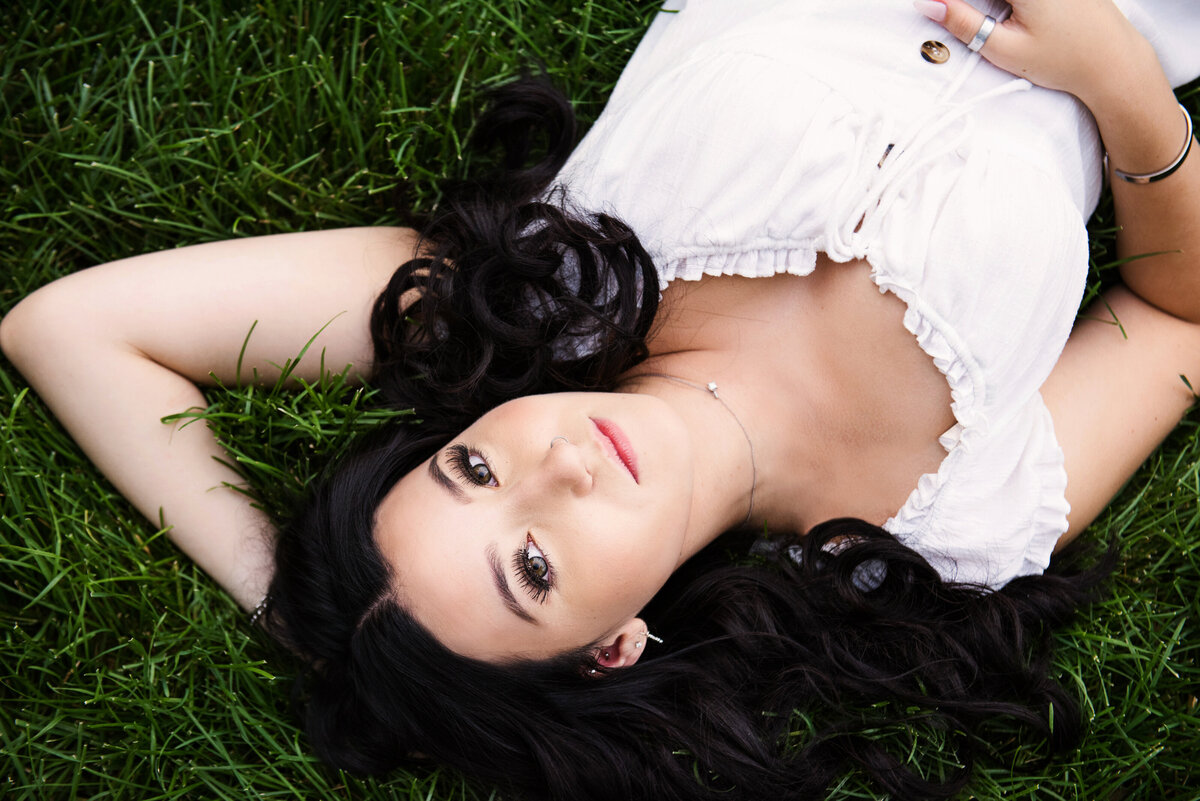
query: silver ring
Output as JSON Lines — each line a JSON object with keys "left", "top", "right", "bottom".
{"left": 967, "top": 15, "right": 996, "bottom": 52}
{"left": 550, "top": 436, "right": 569, "bottom": 449}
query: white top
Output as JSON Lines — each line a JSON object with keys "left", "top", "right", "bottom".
{"left": 552, "top": 0, "right": 1200, "bottom": 587}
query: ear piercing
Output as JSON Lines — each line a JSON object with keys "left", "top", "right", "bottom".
{"left": 550, "top": 436, "right": 569, "bottom": 448}
{"left": 591, "top": 629, "right": 663, "bottom": 676}
{"left": 635, "top": 629, "right": 664, "bottom": 649}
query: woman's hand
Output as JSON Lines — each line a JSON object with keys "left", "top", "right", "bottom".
{"left": 916, "top": 0, "right": 1154, "bottom": 106}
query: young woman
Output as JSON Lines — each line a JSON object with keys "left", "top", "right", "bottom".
{"left": 3, "top": 0, "right": 1199, "bottom": 798}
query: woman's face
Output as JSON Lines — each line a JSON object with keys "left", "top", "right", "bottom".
{"left": 374, "top": 392, "right": 697, "bottom": 662}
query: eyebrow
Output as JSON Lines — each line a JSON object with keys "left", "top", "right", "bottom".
{"left": 428, "top": 453, "right": 468, "bottom": 504}
{"left": 487, "top": 543, "right": 537, "bottom": 625}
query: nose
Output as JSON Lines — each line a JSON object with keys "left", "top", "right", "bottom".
{"left": 536, "top": 437, "right": 593, "bottom": 497}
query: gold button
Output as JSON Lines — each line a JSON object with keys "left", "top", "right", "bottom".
{"left": 920, "top": 40, "right": 950, "bottom": 64}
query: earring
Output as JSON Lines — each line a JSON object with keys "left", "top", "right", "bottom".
{"left": 550, "top": 436, "right": 569, "bottom": 449}
{"left": 644, "top": 629, "right": 663, "bottom": 645}
{"left": 602, "top": 649, "right": 610, "bottom": 660}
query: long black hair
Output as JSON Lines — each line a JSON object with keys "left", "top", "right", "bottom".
{"left": 265, "top": 75, "right": 1108, "bottom": 800}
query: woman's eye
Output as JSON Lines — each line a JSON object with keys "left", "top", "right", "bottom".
{"left": 513, "top": 536, "right": 553, "bottom": 603}
{"left": 449, "top": 445, "right": 498, "bottom": 487}
{"left": 525, "top": 544, "right": 549, "bottom": 580}
{"left": 467, "top": 454, "right": 494, "bottom": 485}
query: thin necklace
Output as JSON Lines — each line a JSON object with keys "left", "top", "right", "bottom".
{"left": 635, "top": 373, "right": 757, "bottom": 527}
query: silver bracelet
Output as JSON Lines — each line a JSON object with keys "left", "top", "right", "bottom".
{"left": 1109, "top": 103, "right": 1194, "bottom": 184}
{"left": 249, "top": 594, "right": 271, "bottom": 626}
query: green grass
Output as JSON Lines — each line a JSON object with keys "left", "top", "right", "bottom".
{"left": 1, "top": 1, "right": 1197, "bottom": 799}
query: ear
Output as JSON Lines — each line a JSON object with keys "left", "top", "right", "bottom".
{"left": 593, "top": 617, "right": 650, "bottom": 669}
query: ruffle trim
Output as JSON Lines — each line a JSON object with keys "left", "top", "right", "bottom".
{"left": 1019, "top": 407, "right": 1071, "bottom": 578}
{"left": 879, "top": 264, "right": 1071, "bottom": 585}
{"left": 871, "top": 262, "right": 984, "bottom": 539}
{"left": 655, "top": 240, "right": 821, "bottom": 288}
{"left": 867, "top": 262, "right": 1071, "bottom": 586}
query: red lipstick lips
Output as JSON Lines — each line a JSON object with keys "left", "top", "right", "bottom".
{"left": 591, "top": 418, "right": 639, "bottom": 483}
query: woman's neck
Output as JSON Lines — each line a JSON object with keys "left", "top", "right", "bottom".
{"left": 618, "top": 360, "right": 821, "bottom": 563}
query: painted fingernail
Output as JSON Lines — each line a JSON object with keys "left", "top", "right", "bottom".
{"left": 913, "top": 0, "right": 947, "bottom": 22}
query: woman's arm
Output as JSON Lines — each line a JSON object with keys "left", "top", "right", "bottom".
{"left": 923, "top": 0, "right": 1200, "bottom": 537}
{"left": 1094, "top": 68, "right": 1200, "bottom": 323}
{"left": 0, "top": 226, "right": 417, "bottom": 609}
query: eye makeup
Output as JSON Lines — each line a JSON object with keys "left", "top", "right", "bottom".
{"left": 447, "top": 444, "right": 498, "bottom": 487}
{"left": 512, "top": 534, "right": 554, "bottom": 603}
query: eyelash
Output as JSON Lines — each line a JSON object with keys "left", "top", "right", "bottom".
{"left": 512, "top": 536, "right": 553, "bottom": 604}
{"left": 447, "top": 444, "right": 497, "bottom": 487}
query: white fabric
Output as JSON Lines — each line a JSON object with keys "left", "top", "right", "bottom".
{"left": 551, "top": 0, "right": 1200, "bottom": 588}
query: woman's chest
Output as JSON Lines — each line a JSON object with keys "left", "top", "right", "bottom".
{"left": 647, "top": 259, "right": 956, "bottom": 524}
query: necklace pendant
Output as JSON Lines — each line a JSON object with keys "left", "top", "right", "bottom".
{"left": 706, "top": 381, "right": 720, "bottom": 399}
